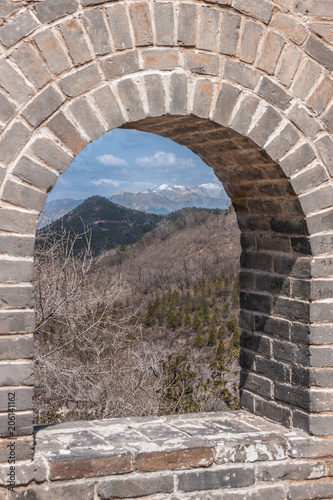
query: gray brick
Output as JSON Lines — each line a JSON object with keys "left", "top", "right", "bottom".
{"left": 289, "top": 479, "right": 333, "bottom": 499}
{"left": 292, "top": 0, "right": 333, "bottom": 18}
{"left": 276, "top": 45, "right": 302, "bottom": 88}
{"left": 118, "top": 79, "right": 145, "bottom": 122}
{"left": 0, "top": 11, "right": 38, "bottom": 48}
{"left": 107, "top": 4, "right": 133, "bottom": 51}
{"left": 280, "top": 143, "right": 316, "bottom": 178}
{"left": 256, "top": 356, "right": 290, "bottom": 382}
{"left": 101, "top": 51, "right": 140, "bottom": 80}
{"left": 22, "top": 84, "right": 65, "bottom": 128}
{"left": 142, "top": 48, "right": 179, "bottom": 70}
{"left": 0, "top": 335, "right": 33, "bottom": 360}
{"left": 0, "top": 411, "right": 33, "bottom": 437}
{"left": 69, "top": 97, "right": 106, "bottom": 142}
{"left": 184, "top": 51, "right": 220, "bottom": 76}
{"left": 240, "top": 331, "right": 272, "bottom": 355}
{"left": 240, "top": 291, "right": 271, "bottom": 314}
{"left": 288, "top": 104, "right": 322, "bottom": 140}
{"left": 30, "top": 137, "right": 73, "bottom": 174}
{"left": 0, "top": 59, "right": 33, "bottom": 105}
{"left": 0, "top": 121, "right": 30, "bottom": 165}
{"left": 291, "top": 165, "right": 328, "bottom": 196}
{"left": 144, "top": 74, "right": 166, "bottom": 118}
{"left": 170, "top": 72, "right": 188, "bottom": 115}
{"left": 274, "top": 382, "right": 309, "bottom": 411}
{"left": 307, "top": 207, "right": 333, "bottom": 235}
{"left": 274, "top": 256, "right": 311, "bottom": 279}
{"left": 290, "top": 320, "right": 310, "bottom": 343}
{"left": 13, "top": 155, "right": 58, "bottom": 193}
{"left": 0, "top": 235, "right": 35, "bottom": 259}
{"left": 257, "top": 31, "right": 284, "bottom": 74}
{"left": 231, "top": 95, "right": 260, "bottom": 136}
{"left": 0, "top": 91, "right": 16, "bottom": 124}
{"left": 0, "top": 387, "right": 33, "bottom": 411}
{"left": 193, "top": 79, "right": 214, "bottom": 119}
{"left": 219, "top": 12, "right": 241, "bottom": 56}
{"left": 273, "top": 296, "right": 309, "bottom": 322}
{"left": 198, "top": 7, "right": 219, "bottom": 51}
{"left": 308, "top": 22, "right": 333, "bottom": 44}
{"left": 312, "top": 258, "right": 333, "bottom": 279}
{"left": 34, "top": 31, "right": 71, "bottom": 75}
{"left": 323, "top": 104, "right": 333, "bottom": 134}
{"left": 129, "top": 2, "right": 153, "bottom": 47}
{"left": 307, "top": 76, "right": 333, "bottom": 115}
{"left": 92, "top": 85, "right": 125, "bottom": 130}
{"left": 98, "top": 474, "right": 173, "bottom": 499}
{"left": 60, "top": 19, "right": 93, "bottom": 66}
{"left": 315, "top": 135, "right": 333, "bottom": 176}
{"left": 12, "top": 43, "right": 52, "bottom": 90}
{"left": 0, "top": 310, "right": 35, "bottom": 335}
{"left": 255, "top": 315, "right": 290, "bottom": 339}
{"left": 178, "top": 3, "right": 197, "bottom": 46}
{"left": 310, "top": 389, "right": 333, "bottom": 412}
{"left": 239, "top": 20, "right": 263, "bottom": 64}
{"left": 60, "top": 63, "right": 101, "bottom": 97}
{"left": 274, "top": 338, "right": 309, "bottom": 364}
{"left": 240, "top": 388, "right": 255, "bottom": 413}
{"left": 265, "top": 124, "right": 299, "bottom": 162}
{"left": 310, "top": 324, "right": 333, "bottom": 345}
{"left": 2, "top": 179, "right": 46, "bottom": 213}
{"left": 0, "top": 207, "right": 37, "bottom": 235}
{"left": 258, "top": 77, "right": 292, "bottom": 111}
{"left": 213, "top": 83, "right": 240, "bottom": 127}
{"left": 241, "top": 251, "right": 273, "bottom": 272}
{"left": 249, "top": 107, "right": 282, "bottom": 148}
{"left": 47, "top": 112, "right": 88, "bottom": 156}
{"left": 0, "top": 360, "right": 33, "bottom": 385}
{"left": 0, "top": 260, "right": 33, "bottom": 284}
{"left": 271, "top": 12, "right": 308, "bottom": 45}
{"left": 257, "top": 460, "right": 325, "bottom": 483}
{"left": 224, "top": 60, "right": 260, "bottom": 90}
{"left": 12, "top": 483, "right": 94, "bottom": 500}
{"left": 310, "top": 303, "right": 333, "bottom": 324}
{"left": 83, "top": 9, "right": 112, "bottom": 56}
{"left": 240, "top": 370, "right": 272, "bottom": 398}
{"left": 304, "top": 35, "right": 333, "bottom": 72}
{"left": 311, "top": 281, "right": 333, "bottom": 301}
{"left": 178, "top": 466, "right": 255, "bottom": 492}
{"left": 310, "top": 368, "right": 333, "bottom": 388}
{"left": 233, "top": 0, "right": 273, "bottom": 23}
{"left": 154, "top": 2, "right": 174, "bottom": 46}
{"left": 255, "top": 395, "right": 291, "bottom": 427}
{"left": 310, "top": 230, "right": 333, "bottom": 255}
{"left": 292, "top": 59, "right": 322, "bottom": 101}
{"left": 34, "top": 0, "right": 78, "bottom": 24}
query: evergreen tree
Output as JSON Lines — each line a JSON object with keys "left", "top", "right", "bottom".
{"left": 222, "top": 302, "right": 230, "bottom": 317}
{"left": 217, "top": 324, "right": 226, "bottom": 338}
{"left": 192, "top": 310, "right": 203, "bottom": 333}
{"left": 202, "top": 301, "right": 210, "bottom": 324}
{"left": 216, "top": 340, "right": 225, "bottom": 358}
{"left": 208, "top": 322, "right": 217, "bottom": 346}
{"left": 184, "top": 312, "right": 192, "bottom": 327}
{"left": 194, "top": 329, "right": 205, "bottom": 348}
{"left": 167, "top": 309, "right": 178, "bottom": 328}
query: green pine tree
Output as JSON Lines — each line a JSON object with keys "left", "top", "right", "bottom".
{"left": 207, "top": 323, "right": 217, "bottom": 346}
{"left": 194, "top": 329, "right": 205, "bottom": 348}
{"left": 184, "top": 313, "right": 192, "bottom": 327}
{"left": 202, "top": 301, "right": 210, "bottom": 324}
{"left": 217, "top": 324, "right": 226, "bottom": 338}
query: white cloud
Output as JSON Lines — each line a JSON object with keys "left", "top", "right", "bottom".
{"left": 135, "top": 151, "right": 196, "bottom": 168}
{"left": 91, "top": 179, "right": 125, "bottom": 187}
{"left": 97, "top": 154, "right": 129, "bottom": 167}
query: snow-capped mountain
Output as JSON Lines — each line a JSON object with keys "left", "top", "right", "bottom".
{"left": 111, "top": 183, "right": 230, "bottom": 215}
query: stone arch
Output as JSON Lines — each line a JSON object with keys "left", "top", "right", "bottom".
{"left": 0, "top": 0, "right": 333, "bottom": 461}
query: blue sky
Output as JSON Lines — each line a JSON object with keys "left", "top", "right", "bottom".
{"left": 48, "top": 129, "right": 221, "bottom": 201}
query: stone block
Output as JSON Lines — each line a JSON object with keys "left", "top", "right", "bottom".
{"left": 107, "top": 4, "right": 133, "bottom": 51}
{"left": 0, "top": 207, "right": 36, "bottom": 235}
{"left": 307, "top": 206, "right": 333, "bottom": 236}
{"left": 170, "top": 72, "right": 188, "bottom": 115}
{"left": 288, "top": 104, "right": 322, "bottom": 140}
{"left": 34, "top": 31, "right": 71, "bottom": 75}
{"left": 255, "top": 395, "right": 291, "bottom": 427}
{"left": 273, "top": 296, "right": 309, "bottom": 322}
{"left": 304, "top": 35, "right": 333, "bottom": 72}
{"left": 212, "top": 83, "right": 240, "bottom": 126}
{"left": 92, "top": 85, "right": 125, "bottom": 130}
{"left": 231, "top": 95, "right": 260, "bottom": 136}
{"left": 22, "top": 84, "right": 65, "bottom": 128}
{"left": 224, "top": 60, "right": 260, "bottom": 90}
{"left": 255, "top": 274, "right": 288, "bottom": 296}
{"left": 219, "top": 12, "right": 241, "bottom": 56}
{"left": 144, "top": 74, "right": 166, "bottom": 117}
{"left": 60, "top": 63, "right": 101, "bottom": 98}
{"left": 271, "top": 217, "right": 308, "bottom": 238}
{"left": 47, "top": 112, "right": 88, "bottom": 156}
{"left": 272, "top": 12, "right": 308, "bottom": 45}
{"left": 154, "top": 2, "right": 174, "bottom": 46}
{"left": 258, "top": 77, "right": 292, "bottom": 111}
{"left": 102, "top": 51, "right": 140, "bottom": 80}
{"left": 311, "top": 279, "right": 333, "bottom": 300}
{"left": 178, "top": 3, "right": 197, "bottom": 46}
{"left": 135, "top": 443, "right": 214, "bottom": 472}
{"left": 257, "top": 31, "right": 284, "bottom": 74}
{"left": 13, "top": 483, "right": 94, "bottom": 500}
{"left": 323, "top": 104, "right": 333, "bottom": 134}
{"left": 0, "top": 235, "right": 35, "bottom": 260}
{"left": 248, "top": 106, "right": 282, "bottom": 148}
{"left": 265, "top": 124, "right": 299, "bottom": 162}
{"left": 0, "top": 59, "right": 33, "bottom": 105}
{"left": 117, "top": 79, "right": 145, "bottom": 122}
{"left": 141, "top": 48, "right": 179, "bottom": 70}
{"left": 0, "top": 456, "right": 47, "bottom": 486}
{"left": 2, "top": 179, "right": 46, "bottom": 213}
{"left": 60, "top": 19, "right": 93, "bottom": 66}
{"left": 0, "top": 11, "right": 38, "bottom": 48}
{"left": 292, "top": 0, "right": 333, "bottom": 18}
{"left": 83, "top": 9, "right": 111, "bottom": 56}
{"left": 0, "top": 91, "right": 16, "bottom": 124}
{"left": 240, "top": 331, "right": 271, "bottom": 356}
{"left": 241, "top": 251, "right": 273, "bottom": 272}
{"left": 0, "top": 334, "right": 33, "bottom": 362}
{"left": 129, "top": 2, "right": 153, "bottom": 47}
{"left": 254, "top": 315, "right": 290, "bottom": 340}
{"left": 240, "top": 291, "right": 271, "bottom": 314}
{"left": 290, "top": 238, "right": 311, "bottom": 256}
{"left": 69, "top": 97, "right": 106, "bottom": 142}
{"left": 193, "top": 79, "right": 214, "bottom": 119}
{"left": 13, "top": 156, "right": 57, "bottom": 193}
{"left": 292, "top": 59, "right": 321, "bottom": 102}
{"left": 274, "top": 382, "right": 309, "bottom": 411}
{"left": 310, "top": 300, "right": 333, "bottom": 323}
{"left": 98, "top": 474, "right": 173, "bottom": 499}
{"left": 256, "top": 356, "right": 290, "bottom": 382}
{"left": 310, "top": 389, "right": 333, "bottom": 412}
{"left": 30, "top": 137, "right": 73, "bottom": 174}
{"left": 12, "top": 43, "right": 52, "bottom": 90}
{"left": 177, "top": 465, "right": 255, "bottom": 492}
{"left": 310, "top": 345, "right": 333, "bottom": 368}
{"left": 257, "top": 460, "right": 325, "bottom": 483}
{"left": 311, "top": 368, "right": 333, "bottom": 388}
{"left": 308, "top": 22, "right": 333, "bottom": 44}
{"left": 292, "top": 165, "right": 328, "bottom": 197}
{"left": 315, "top": 135, "right": 333, "bottom": 176}
{"left": 289, "top": 479, "right": 333, "bottom": 499}
{"left": 233, "top": 0, "right": 273, "bottom": 23}
{"left": 240, "top": 370, "right": 272, "bottom": 398}
{"left": 0, "top": 260, "right": 33, "bottom": 284}
{"left": 0, "top": 387, "right": 33, "bottom": 412}
{"left": 239, "top": 20, "right": 263, "bottom": 64}
{"left": 308, "top": 76, "right": 333, "bottom": 116}
{"left": 0, "top": 121, "right": 30, "bottom": 165}
{"left": 0, "top": 411, "right": 33, "bottom": 437}
{"left": 280, "top": 143, "right": 316, "bottom": 178}
{"left": 0, "top": 435, "right": 34, "bottom": 463}
{"left": 276, "top": 45, "right": 302, "bottom": 88}
{"left": 0, "top": 360, "right": 33, "bottom": 385}
{"left": 310, "top": 325, "right": 333, "bottom": 345}
{"left": 34, "top": 0, "right": 78, "bottom": 24}
{"left": 239, "top": 351, "right": 255, "bottom": 370}
{"left": 198, "top": 7, "right": 219, "bottom": 51}
{"left": 184, "top": 51, "right": 220, "bottom": 76}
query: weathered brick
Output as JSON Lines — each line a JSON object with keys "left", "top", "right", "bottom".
{"left": 240, "top": 331, "right": 272, "bottom": 356}
{"left": 60, "top": 19, "right": 93, "bottom": 66}
{"left": 265, "top": 124, "right": 299, "bottom": 162}
{"left": 34, "top": 31, "right": 71, "bottom": 75}
{"left": 170, "top": 72, "right": 188, "bottom": 115}
{"left": 0, "top": 59, "right": 33, "bottom": 105}
{"left": 83, "top": 9, "right": 111, "bottom": 56}
{"left": 256, "top": 356, "right": 290, "bottom": 382}
{"left": 231, "top": 95, "right": 260, "bottom": 136}
{"left": 0, "top": 335, "right": 33, "bottom": 360}
{"left": 257, "top": 31, "right": 284, "bottom": 74}
{"left": 240, "top": 388, "right": 255, "bottom": 413}
{"left": 2, "top": 179, "right": 46, "bottom": 213}
{"left": 213, "top": 83, "right": 240, "bottom": 127}
{"left": 141, "top": 48, "right": 179, "bottom": 70}
{"left": 0, "top": 121, "right": 30, "bottom": 165}
{"left": 129, "top": 2, "right": 153, "bottom": 47}
{"left": 198, "top": 7, "right": 219, "bottom": 51}
{"left": 69, "top": 97, "right": 106, "bottom": 142}
{"left": 184, "top": 51, "right": 220, "bottom": 76}
{"left": 34, "top": 0, "right": 78, "bottom": 24}
{"left": 308, "top": 22, "right": 333, "bottom": 44}
{"left": 136, "top": 443, "right": 214, "bottom": 472}
{"left": 257, "top": 460, "right": 325, "bottom": 483}
{"left": 290, "top": 238, "right": 311, "bottom": 256}
{"left": 178, "top": 4, "right": 197, "bottom": 47}
{"left": 0, "top": 435, "right": 34, "bottom": 462}
{"left": 233, "top": 0, "right": 273, "bottom": 23}
{"left": 310, "top": 368, "right": 333, "bottom": 388}
{"left": 322, "top": 104, "right": 333, "bottom": 134}
{"left": 304, "top": 35, "right": 333, "bottom": 72}
{"left": 47, "top": 112, "right": 88, "bottom": 156}
{"left": 107, "top": 4, "right": 133, "bottom": 51}
{"left": 258, "top": 77, "right": 292, "bottom": 111}
{"left": 256, "top": 274, "right": 289, "bottom": 296}
{"left": 241, "top": 251, "right": 273, "bottom": 272}
{"left": 292, "top": 0, "right": 333, "bottom": 18}
{"left": 12, "top": 43, "right": 52, "bottom": 90}
{"left": 307, "top": 76, "right": 333, "bottom": 115}
{"left": 239, "top": 20, "right": 263, "bottom": 64}
{"left": 239, "top": 350, "right": 255, "bottom": 370}
{"left": 13, "top": 483, "right": 94, "bottom": 500}
{"left": 240, "top": 370, "right": 272, "bottom": 398}
{"left": 154, "top": 2, "right": 174, "bottom": 46}
{"left": 0, "top": 235, "right": 35, "bottom": 259}
{"left": 0, "top": 90, "right": 16, "bottom": 124}
{"left": 0, "top": 11, "right": 38, "bottom": 48}
{"left": 307, "top": 208, "right": 333, "bottom": 236}
{"left": 240, "top": 291, "right": 271, "bottom": 314}
{"left": 249, "top": 106, "right": 282, "bottom": 148}
{"left": 255, "top": 314, "right": 290, "bottom": 339}
{"left": 271, "top": 12, "right": 307, "bottom": 45}
{"left": 118, "top": 79, "right": 146, "bottom": 122}
{"left": 273, "top": 296, "right": 309, "bottom": 322}
{"left": 223, "top": 60, "right": 260, "bottom": 90}
{"left": 310, "top": 389, "right": 333, "bottom": 412}
{"left": 177, "top": 465, "right": 255, "bottom": 492}
{"left": 98, "top": 474, "right": 173, "bottom": 499}
{"left": 276, "top": 45, "right": 302, "bottom": 88}
{"left": 275, "top": 382, "right": 309, "bottom": 411}
{"left": 288, "top": 104, "right": 322, "bottom": 140}
{"left": 144, "top": 74, "right": 166, "bottom": 118}
{"left": 292, "top": 59, "right": 322, "bottom": 102}
{"left": 289, "top": 479, "right": 333, "bottom": 499}
{"left": 102, "top": 51, "right": 140, "bottom": 80}
{"left": 13, "top": 156, "right": 58, "bottom": 193}
{"left": 0, "top": 207, "right": 37, "bottom": 235}
{"left": 280, "top": 143, "right": 316, "bottom": 178}
{"left": 60, "top": 63, "right": 101, "bottom": 97}
{"left": 274, "top": 338, "right": 309, "bottom": 363}
{"left": 92, "top": 85, "right": 125, "bottom": 130}
{"left": 219, "top": 12, "right": 241, "bottom": 56}
{"left": 311, "top": 301, "right": 333, "bottom": 324}
{"left": 291, "top": 165, "right": 329, "bottom": 197}
{"left": 30, "top": 137, "right": 73, "bottom": 174}
{"left": 315, "top": 135, "right": 333, "bottom": 177}
{"left": 0, "top": 387, "right": 33, "bottom": 411}
{"left": 255, "top": 395, "right": 291, "bottom": 427}
{"left": 0, "top": 411, "right": 33, "bottom": 437}
{"left": 0, "top": 360, "right": 33, "bottom": 385}
{"left": 22, "top": 84, "right": 65, "bottom": 128}
{"left": 193, "top": 79, "right": 214, "bottom": 119}
{"left": 312, "top": 259, "right": 333, "bottom": 280}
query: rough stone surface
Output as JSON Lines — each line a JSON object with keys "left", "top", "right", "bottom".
{"left": 60, "top": 64, "right": 101, "bottom": 97}
{"left": 0, "top": 60, "right": 33, "bottom": 105}
{"left": 219, "top": 12, "right": 241, "bottom": 56}
{"left": 47, "top": 112, "right": 88, "bottom": 155}
{"left": 22, "top": 84, "right": 65, "bottom": 128}
{"left": 34, "top": 0, "right": 78, "bottom": 24}
{"left": 239, "top": 20, "right": 263, "bottom": 64}
{"left": 83, "top": 9, "right": 111, "bottom": 56}
{"left": 107, "top": 4, "right": 133, "bottom": 51}
{"left": 0, "top": 11, "right": 38, "bottom": 48}
{"left": 12, "top": 43, "right": 52, "bottom": 90}
{"left": 102, "top": 51, "right": 140, "bottom": 80}
{"left": 34, "top": 31, "right": 71, "bottom": 75}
